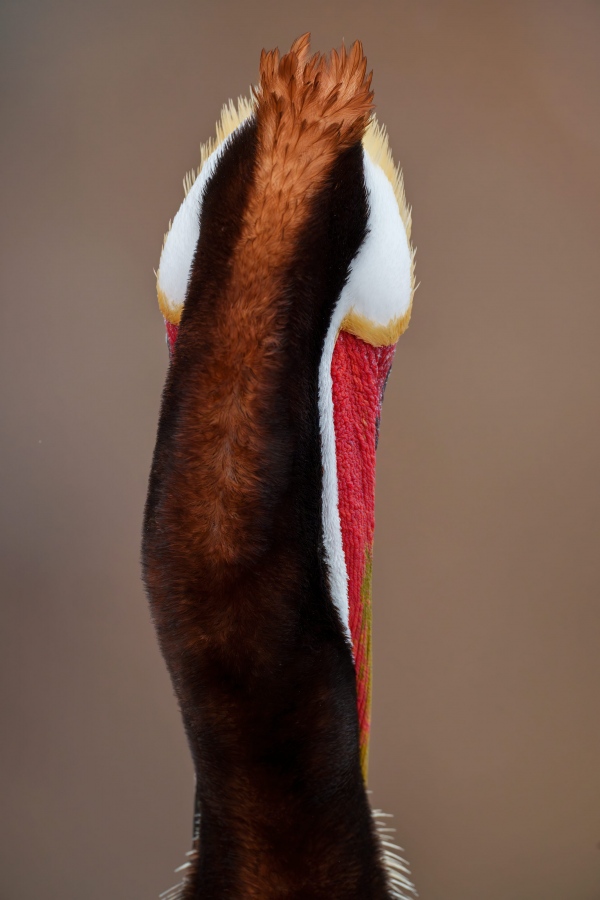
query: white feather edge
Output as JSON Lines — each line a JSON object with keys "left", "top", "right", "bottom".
{"left": 318, "top": 297, "right": 352, "bottom": 639}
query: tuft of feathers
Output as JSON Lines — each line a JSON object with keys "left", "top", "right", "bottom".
{"left": 256, "top": 32, "right": 373, "bottom": 150}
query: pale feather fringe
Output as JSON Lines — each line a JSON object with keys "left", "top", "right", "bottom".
{"left": 158, "top": 806, "right": 200, "bottom": 900}
{"left": 372, "top": 807, "right": 418, "bottom": 899}
{"left": 183, "top": 91, "right": 256, "bottom": 198}
{"left": 363, "top": 116, "right": 417, "bottom": 310}
{"left": 362, "top": 118, "right": 411, "bottom": 241}
{"left": 158, "top": 807, "right": 416, "bottom": 899}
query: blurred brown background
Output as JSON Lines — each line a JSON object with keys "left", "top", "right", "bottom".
{"left": 1, "top": 1, "right": 599, "bottom": 898}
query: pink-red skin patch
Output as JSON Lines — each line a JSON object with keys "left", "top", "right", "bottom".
{"left": 331, "top": 330, "right": 396, "bottom": 777}
{"left": 164, "top": 319, "right": 395, "bottom": 779}
{"left": 166, "top": 320, "right": 179, "bottom": 354}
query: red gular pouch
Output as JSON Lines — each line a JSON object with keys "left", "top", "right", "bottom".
{"left": 165, "top": 320, "right": 179, "bottom": 356}
{"left": 332, "top": 329, "right": 397, "bottom": 776}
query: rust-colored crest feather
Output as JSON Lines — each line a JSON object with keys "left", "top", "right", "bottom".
{"left": 254, "top": 33, "right": 374, "bottom": 202}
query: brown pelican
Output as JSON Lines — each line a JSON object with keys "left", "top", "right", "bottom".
{"left": 143, "top": 33, "right": 416, "bottom": 899}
